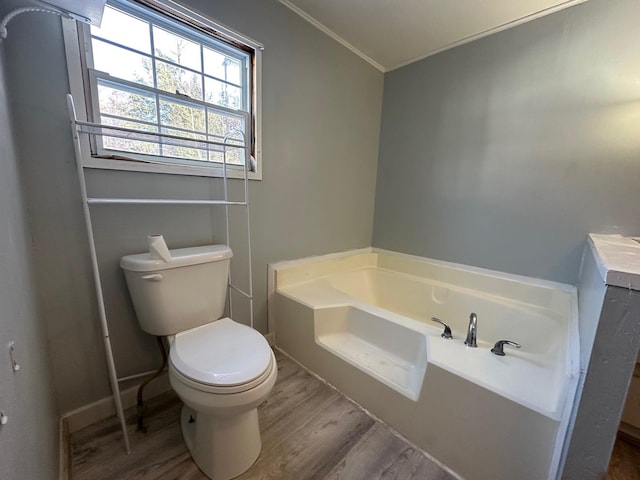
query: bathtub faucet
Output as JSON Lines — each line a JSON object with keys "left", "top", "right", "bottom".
{"left": 464, "top": 313, "right": 478, "bottom": 348}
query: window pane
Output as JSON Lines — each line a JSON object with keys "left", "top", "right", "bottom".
{"left": 153, "top": 26, "right": 201, "bottom": 72}
{"left": 92, "top": 40, "right": 153, "bottom": 87}
{"left": 156, "top": 60, "right": 203, "bottom": 100}
{"left": 160, "top": 128, "right": 207, "bottom": 161}
{"left": 204, "top": 77, "right": 242, "bottom": 110}
{"left": 91, "top": 6, "right": 151, "bottom": 54}
{"left": 222, "top": 146, "right": 244, "bottom": 165}
{"left": 208, "top": 151, "right": 225, "bottom": 164}
{"left": 203, "top": 47, "right": 242, "bottom": 86}
{"left": 97, "top": 81, "right": 157, "bottom": 123}
{"left": 207, "top": 110, "right": 244, "bottom": 143}
{"left": 101, "top": 117, "right": 160, "bottom": 155}
{"left": 159, "top": 96, "right": 205, "bottom": 133}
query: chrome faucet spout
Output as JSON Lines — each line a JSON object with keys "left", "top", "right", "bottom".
{"left": 464, "top": 313, "right": 477, "bottom": 348}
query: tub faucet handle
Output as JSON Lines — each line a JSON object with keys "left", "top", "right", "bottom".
{"left": 431, "top": 317, "right": 453, "bottom": 339}
{"left": 491, "top": 340, "right": 521, "bottom": 356}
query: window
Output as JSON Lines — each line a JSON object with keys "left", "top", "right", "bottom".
{"left": 65, "top": 0, "right": 262, "bottom": 178}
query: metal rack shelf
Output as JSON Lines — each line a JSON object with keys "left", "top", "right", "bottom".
{"left": 87, "top": 198, "right": 248, "bottom": 206}
{"left": 66, "top": 94, "right": 254, "bottom": 453}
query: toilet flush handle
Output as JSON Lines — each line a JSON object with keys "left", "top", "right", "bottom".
{"left": 141, "top": 273, "right": 164, "bottom": 281}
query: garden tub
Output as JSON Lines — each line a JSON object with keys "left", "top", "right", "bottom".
{"left": 270, "top": 248, "right": 579, "bottom": 480}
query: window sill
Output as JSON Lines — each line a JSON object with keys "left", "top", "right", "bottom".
{"left": 83, "top": 156, "right": 262, "bottom": 180}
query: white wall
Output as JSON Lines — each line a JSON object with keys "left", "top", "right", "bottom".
{"left": 0, "top": 44, "right": 59, "bottom": 479}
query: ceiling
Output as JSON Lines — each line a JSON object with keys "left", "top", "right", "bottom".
{"left": 279, "top": 0, "right": 589, "bottom": 72}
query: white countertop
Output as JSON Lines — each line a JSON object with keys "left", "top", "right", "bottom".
{"left": 588, "top": 234, "right": 640, "bottom": 290}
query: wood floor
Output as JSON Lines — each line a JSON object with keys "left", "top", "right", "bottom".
{"left": 70, "top": 348, "right": 640, "bottom": 480}
{"left": 607, "top": 436, "right": 640, "bottom": 480}
{"left": 70, "top": 350, "right": 456, "bottom": 480}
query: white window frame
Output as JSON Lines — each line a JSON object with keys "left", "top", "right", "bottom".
{"left": 63, "top": 0, "right": 263, "bottom": 180}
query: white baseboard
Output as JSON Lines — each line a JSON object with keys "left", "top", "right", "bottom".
{"left": 61, "top": 373, "right": 172, "bottom": 434}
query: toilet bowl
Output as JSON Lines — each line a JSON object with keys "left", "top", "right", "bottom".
{"left": 120, "top": 245, "right": 277, "bottom": 480}
{"left": 169, "top": 318, "right": 277, "bottom": 479}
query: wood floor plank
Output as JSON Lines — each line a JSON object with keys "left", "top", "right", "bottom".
{"left": 236, "top": 395, "right": 374, "bottom": 480}
{"left": 72, "top": 394, "right": 188, "bottom": 480}
{"left": 324, "top": 423, "right": 456, "bottom": 480}
{"left": 135, "top": 453, "right": 204, "bottom": 480}
{"left": 259, "top": 379, "right": 340, "bottom": 452}
{"left": 258, "top": 366, "right": 329, "bottom": 431}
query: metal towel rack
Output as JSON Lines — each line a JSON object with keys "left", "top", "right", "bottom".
{"left": 66, "top": 94, "right": 254, "bottom": 453}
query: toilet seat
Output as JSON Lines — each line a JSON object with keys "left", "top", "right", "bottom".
{"left": 170, "top": 317, "right": 273, "bottom": 394}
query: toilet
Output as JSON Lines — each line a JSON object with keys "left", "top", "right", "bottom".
{"left": 120, "top": 244, "right": 277, "bottom": 480}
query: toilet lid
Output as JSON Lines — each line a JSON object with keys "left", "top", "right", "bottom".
{"left": 170, "top": 318, "right": 272, "bottom": 387}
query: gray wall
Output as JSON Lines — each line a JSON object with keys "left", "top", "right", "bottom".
{"left": 0, "top": 46, "right": 59, "bottom": 479}
{"left": 373, "top": 0, "right": 640, "bottom": 285}
{"left": 4, "top": 0, "right": 383, "bottom": 412}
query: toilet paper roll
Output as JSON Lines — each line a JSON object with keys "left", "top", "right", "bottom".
{"left": 147, "top": 234, "right": 172, "bottom": 262}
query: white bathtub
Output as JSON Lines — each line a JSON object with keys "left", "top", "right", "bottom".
{"left": 270, "top": 248, "right": 579, "bottom": 480}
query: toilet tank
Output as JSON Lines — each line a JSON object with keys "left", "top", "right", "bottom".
{"left": 120, "top": 245, "right": 232, "bottom": 336}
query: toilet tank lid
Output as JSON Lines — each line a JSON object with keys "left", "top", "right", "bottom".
{"left": 120, "top": 245, "right": 232, "bottom": 272}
